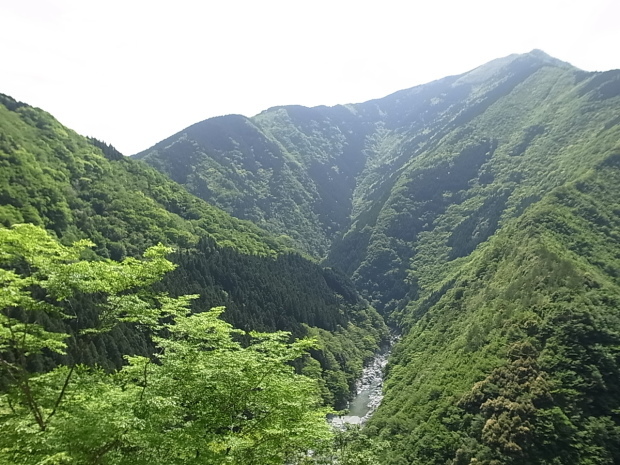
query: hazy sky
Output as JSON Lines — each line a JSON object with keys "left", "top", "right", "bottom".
{"left": 2, "top": 0, "right": 619, "bottom": 154}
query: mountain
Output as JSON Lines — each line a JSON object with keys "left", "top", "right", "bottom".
{"left": 134, "top": 50, "right": 620, "bottom": 315}
{"left": 3, "top": 48, "right": 620, "bottom": 463}
{"left": 134, "top": 50, "right": 620, "bottom": 463}
{"left": 133, "top": 108, "right": 369, "bottom": 258}
{"left": 368, "top": 155, "right": 620, "bottom": 464}
{"left": 0, "top": 93, "right": 388, "bottom": 408}
{"left": 0, "top": 93, "right": 284, "bottom": 258}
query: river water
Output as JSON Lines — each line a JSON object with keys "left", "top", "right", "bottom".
{"left": 329, "top": 348, "right": 389, "bottom": 427}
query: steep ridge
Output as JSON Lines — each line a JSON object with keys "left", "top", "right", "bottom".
{"left": 135, "top": 50, "right": 620, "bottom": 315}
{"left": 368, "top": 154, "right": 620, "bottom": 464}
{"left": 0, "top": 94, "right": 283, "bottom": 257}
{"left": 0, "top": 94, "right": 388, "bottom": 407}
{"left": 338, "top": 53, "right": 620, "bottom": 314}
{"left": 134, "top": 105, "right": 372, "bottom": 257}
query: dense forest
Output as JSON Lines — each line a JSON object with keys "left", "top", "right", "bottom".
{"left": 2, "top": 49, "right": 620, "bottom": 463}
{"left": 369, "top": 155, "right": 620, "bottom": 463}
{"left": 0, "top": 91, "right": 387, "bottom": 408}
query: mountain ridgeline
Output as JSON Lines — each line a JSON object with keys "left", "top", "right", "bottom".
{"left": 134, "top": 50, "right": 620, "bottom": 463}
{"left": 2, "top": 49, "right": 620, "bottom": 463}
{"left": 135, "top": 50, "right": 620, "bottom": 315}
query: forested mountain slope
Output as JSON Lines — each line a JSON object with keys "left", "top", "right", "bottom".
{"left": 368, "top": 154, "right": 620, "bottom": 464}
{"left": 338, "top": 52, "right": 620, "bottom": 315}
{"left": 135, "top": 50, "right": 620, "bottom": 315}
{"left": 134, "top": 108, "right": 370, "bottom": 257}
{"left": 3, "top": 48, "right": 620, "bottom": 464}
{"left": 0, "top": 93, "right": 283, "bottom": 257}
{"left": 0, "top": 94, "right": 387, "bottom": 407}
{"left": 133, "top": 49, "right": 620, "bottom": 463}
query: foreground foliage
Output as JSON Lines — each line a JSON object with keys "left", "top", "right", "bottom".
{"left": 0, "top": 225, "right": 332, "bottom": 464}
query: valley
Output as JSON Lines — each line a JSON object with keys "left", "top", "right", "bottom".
{"left": 1, "top": 49, "right": 620, "bottom": 464}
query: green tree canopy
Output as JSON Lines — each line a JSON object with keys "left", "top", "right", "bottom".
{"left": 0, "top": 224, "right": 332, "bottom": 464}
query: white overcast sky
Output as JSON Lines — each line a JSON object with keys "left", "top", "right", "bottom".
{"left": 1, "top": 0, "right": 619, "bottom": 155}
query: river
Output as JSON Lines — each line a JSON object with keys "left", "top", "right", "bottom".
{"left": 329, "top": 347, "right": 390, "bottom": 427}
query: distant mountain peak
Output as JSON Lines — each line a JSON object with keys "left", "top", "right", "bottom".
{"left": 525, "top": 48, "right": 575, "bottom": 67}
{"left": 528, "top": 48, "right": 551, "bottom": 58}
{"left": 454, "top": 49, "right": 575, "bottom": 86}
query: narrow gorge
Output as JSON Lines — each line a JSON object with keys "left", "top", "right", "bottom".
{"left": 2, "top": 48, "right": 620, "bottom": 464}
